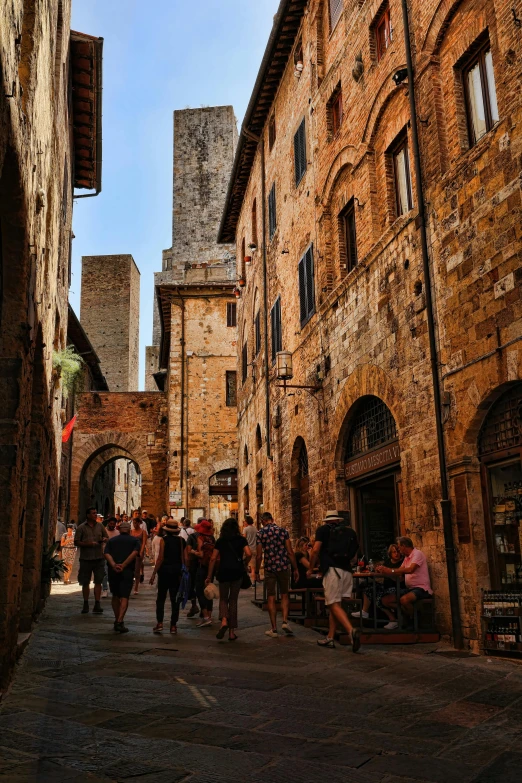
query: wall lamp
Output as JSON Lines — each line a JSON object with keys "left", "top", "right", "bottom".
{"left": 275, "top": 351, "right": 321, "bottom": 392}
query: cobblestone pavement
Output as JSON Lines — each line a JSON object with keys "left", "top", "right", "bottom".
{"left": 2, "top": 569, "right": 522, "bottom": 782}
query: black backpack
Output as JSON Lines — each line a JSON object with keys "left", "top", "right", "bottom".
{"left": 327, "top": 522, "right": 358, "bottom": 562}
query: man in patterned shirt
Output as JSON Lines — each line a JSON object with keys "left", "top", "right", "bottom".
{"left": 255, "top": 512, "right": 299, "bottom": 638}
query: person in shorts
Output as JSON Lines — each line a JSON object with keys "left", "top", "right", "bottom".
{"left": 308, "top": 510, "right": 360, "bottom": 652}
{"left": 104, "top": 520, "right": 140, "bottom": 633}
{"left": 255, "top": 512, "right": 299, "bottom": 638}
{"left": 379, "top": 536, "right": 433, "bottom": 627}
{"left": 74, "top": 507, "right": 108, "bottom": 615}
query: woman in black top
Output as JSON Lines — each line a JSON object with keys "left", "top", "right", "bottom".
{"left": 150, "top": 520, "right": 186, "bottom": 634}
{"left": 206, "top": 517, "right": 251, "bottom": 642}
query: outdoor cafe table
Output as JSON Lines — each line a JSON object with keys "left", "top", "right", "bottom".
{"left": 353, "top": 571, "right": 403, "bottom": 631}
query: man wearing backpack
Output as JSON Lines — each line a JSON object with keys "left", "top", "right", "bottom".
{"left": 308, "top": 510, "right": 361, "bottom": 652}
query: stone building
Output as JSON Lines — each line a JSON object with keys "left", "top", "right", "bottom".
{"left": 219, "top": 0, "right": 522, "bottom": 648}
{"left": 147, "top": 107, "right": 239, "bottom": 530}
{"left": 0, "top": 0, "right": 102, "bottom": 686}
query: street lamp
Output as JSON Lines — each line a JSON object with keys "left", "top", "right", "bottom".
{"left": 275, "top": 350, "right": 321, "bottom": 392}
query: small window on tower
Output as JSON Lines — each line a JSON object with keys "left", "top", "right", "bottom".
{"left": 226, "top": 371, "right": 237, "bottom": 407}
{"left": 227, "top": 302, "right": 237, "bottom": 328}
{"left": 327, "top": 85, "right": 343, "bottom": 138}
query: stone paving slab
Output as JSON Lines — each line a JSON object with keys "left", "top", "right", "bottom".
{"left": 2, "top": 573, "right": 522, "bottom": 782}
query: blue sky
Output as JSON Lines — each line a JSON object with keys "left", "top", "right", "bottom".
{"left": 70, "top": 0, "right": 279, "bottom": 388}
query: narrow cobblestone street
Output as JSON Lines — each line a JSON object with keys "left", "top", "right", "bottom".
{"left": 1, "top": 571, "right": 522, "bottom": 782}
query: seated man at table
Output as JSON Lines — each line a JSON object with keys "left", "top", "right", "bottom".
{"left": 377, "top": 536, "right": 433, "bottom": 629}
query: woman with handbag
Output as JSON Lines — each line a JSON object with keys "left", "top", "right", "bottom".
{"left": 206, "top": 517, "right": 251, "bottom": 642}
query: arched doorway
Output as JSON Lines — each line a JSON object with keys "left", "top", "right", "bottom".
{"left": 342, "top": 395, "right": 401, "bottom": 561}
{"left": 291, "top": 438, "right": 310, "bottom": 538}
{"left": 209, "top": 469, "right": 238, "bottom": 534}
{"left": 478, "top": 383, "right": 522, "bottom": 589}
{"left": 84, "top": 455, "right": 142, "bottom": 519}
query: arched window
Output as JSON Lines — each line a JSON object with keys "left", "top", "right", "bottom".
{"left": 346, "top": 396, "right": 397, "bottom": 458}
{"left": 479, "top": 385, "right": 522, "bottom": 456}
{"left": 255, "top": 425, "right": 262, "bottom": 451}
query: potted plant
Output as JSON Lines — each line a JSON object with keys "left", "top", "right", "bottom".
{"left": 41, "top": 542, "right": 66, "bottom": 585}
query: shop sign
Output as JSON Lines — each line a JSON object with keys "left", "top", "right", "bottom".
{"left": 345, "top": 441, "right": 400, "bottom": 480}
{"left": 169, "top": 490, "right": 182, "bottom": 507}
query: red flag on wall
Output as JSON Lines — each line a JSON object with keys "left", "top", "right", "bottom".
{"left": 62, "top": 414, "right": 77, "bottom": 443}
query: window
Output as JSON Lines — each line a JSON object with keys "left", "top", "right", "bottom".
{"left": 269, "top": 115, "right": 276, "bottom": 150}
{"left": 298, "top": 245, "right": 315, "bottom": 326}
{"left": 254, "top": 310, "right": 261, "bottom": 356}
{"left": 294, "top": 118, "right": 307, "bottom": 186}
{"left": 392, "top": 134, "right": 413, "bottom": 217}
{"left": 462, "top": 42, "right": 499, "bottom": 146}
{"left": 226, "top": 371, "right": 237, "bottom": 407}
{"left": 331, "top": 89, "right": 343, "bottom": 135}
{"left": 251, "top": 198, "right": 258, "bottom": 246}
{"left": 270, "top": 297, "right": 282, "bottom": 364}
{"left": 255, "top": 425, "right": 262, "bottom": 452}
{"left": 339, "top": 199, "right": 357, "bottom": 273}
{"left": 242, "top": 341, "right": 248, "bottom": 383}
{"left": 227, "top": 302, "right": 237, "bottom": 328}
{"left": 268, "top": 183, "right": 277, "bottom": 239}
{"left": 375, "top": 4, "right": 392, "bottom": 61}
{"left": 329, "top": 0, "right": 344, "bottom": 31}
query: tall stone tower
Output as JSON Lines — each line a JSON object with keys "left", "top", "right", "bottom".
{"left": 81, "top": 254, "right": 140, "bottom": 391}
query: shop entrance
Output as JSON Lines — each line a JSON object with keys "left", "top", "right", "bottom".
{"left": 479, "top": 384, "right": 522, "bottom": 589}
{"left": 357, "top": 473, "right": 399, "bottom": 561}
{"left": 343, "top": 396, "right": 401, "bottom": 561}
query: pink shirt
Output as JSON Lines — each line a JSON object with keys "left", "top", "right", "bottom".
{"left": 403, "top": 548, "right": 432, "bottom": 594}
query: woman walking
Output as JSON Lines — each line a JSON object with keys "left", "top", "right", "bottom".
{"left": 193, "top": 519, "right": 216, "bottom": 627}
{"left": 149, "top": 518, "right": 186, "bottom": 634}
{"left": 61, "top": 523, "right": 77, "bottom": 584}
{"left": 206, "top": 517, "right": 251, "bottom": 642}
{"left": 130, "top": 512, "right": 148, "bottom": 595}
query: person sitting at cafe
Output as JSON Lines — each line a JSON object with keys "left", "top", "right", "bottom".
{"left": 291, "top": 537, "right": 323, "bottom": 589}
{"left": 378, "top": 536, "right": 433, "bottom": 629}
{"left": 351, "top": 543, "right": 404, "bottom": 627}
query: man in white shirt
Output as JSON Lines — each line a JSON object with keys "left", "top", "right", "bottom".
{"left": 180, "top": 517, "right": 196, "bottom": 542}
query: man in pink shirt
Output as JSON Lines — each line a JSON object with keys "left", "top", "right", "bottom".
{"left": 377, "top": 537, "right": 432, "bottom": 629}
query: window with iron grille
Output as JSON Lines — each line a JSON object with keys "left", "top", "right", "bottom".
{"left": 227, "top": 302, "right": 237, "bottom": 327}
{"left": 375, "top": 4, "right": 392, "bottom": 61}
{"left": 270, "top": 296, "right": 282, "bottom": 364}
{"left": 268, "top": 182, "right": 277, "bottom": 239}
{"left": 241, "top": 341, "right": 248, "bottom": 384}
{"left": 269, "top": 114, "right": 276, "bottom": 150}
{"left": 339, "top": 199, "right": 357, "bottom": 274}
{"left": 254, "top": 310, "right": 261, "bottom": 356}
{"left": 226, "top": 370, "right": 237, "bottom": 407}
{"left": 298, "top": 245, "right": 315, "bottom": 327}
{"left": 479, "top": 385, "right": 522, "bottom": 456}
{"left": 294, "top": 118, "right": 307, "bottom": 186}
{"left": 346, "top": 396, "right": 398, "bottom": 458}
{"left": 329, "top": 0, "right": 344, "bottom": 30}
{"left": 461, "top": 39, "right": 499, "bottom": 147}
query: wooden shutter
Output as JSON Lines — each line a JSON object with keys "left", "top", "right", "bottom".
{"left": 268, "top": 183, "right": 277, "bottom": 239}
{"left": 242, "top": 342, "right": 248, "bottom": 383}
{"left": 271, "top": 297, "right": 282, "bottom": 363}
{"left": 294, "top": 119, "right": 306, "bottom": 186}
{"left": 226, "top": 371, "right": 237, "bottom": 407}
{"left": 454, "top": 475, "right": 471, "bottom": 543}
{"left": 329, "top": 0, "right": 344, "bottom": 30}
{"left": 255, "top": 311, "right": 261, "bottom": 355}
{"left": 298, "top": 246, "right": 315, "bottom": 326}
{"left": 227, "top": 302, "right": 237, "bottom": 327}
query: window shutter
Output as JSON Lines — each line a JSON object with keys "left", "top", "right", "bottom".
{"left": 276, "top": 298, "right": 282, "bottom": 355}
{"left": 255, "top": 311, "right": 261, "bottom": 356}
{"left": 294, "top": 119, "right": 307, "bottom": 186}
{"left": 226, "top": 371, "right": 237, "bottom": 407}
{"left": 329, "top": 0, "right": 344, "bottom": 30}
{"left": 305, "top": 246, "right": 315, "bottom": 321}
{"left": 242, "top": 342, "right": 248, "bottom": 383}
{"left": 268, "top": 183, "right": 277, "bottom": 239}
{"left": 298, "top": 257, "right": 307, "bottom": 324}
{"left": 271, "top": 298, "right": 282, "bottom": 363}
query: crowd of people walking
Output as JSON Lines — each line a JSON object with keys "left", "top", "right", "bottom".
{"left": 58, "top": 506, "right": 432, "bottom": 651}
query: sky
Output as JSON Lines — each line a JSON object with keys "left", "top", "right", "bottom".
{"left": 70, "top": 0, "right": 279, "bottom": 389}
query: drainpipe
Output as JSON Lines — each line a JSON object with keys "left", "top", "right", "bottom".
{"left": 243, "top": 127, "right": 272, "bottom": 461}
{"left": 176, "top": 292, "right": 187, "bottom": 501}
{"left": 400, "top": 0, "right": 463, "bottom": 648}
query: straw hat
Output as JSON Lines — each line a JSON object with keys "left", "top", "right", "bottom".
{"left": 323, "top": 510, "right": 345, "bottom": 523}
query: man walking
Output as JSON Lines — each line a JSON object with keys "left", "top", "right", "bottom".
{"left": 104, "top": 520, "right": 140, "bottom": 633}
{"left": 243, "top": 516, "right": 258, "bottom": 582}
{"left": 308, "top": 510, "right": 360, "bottom": 651}
{"left": 255, "top": 512, "right": 299, "bottom": 638}
{"left": 74, "top": 507, "right": 109, "bottom": 615}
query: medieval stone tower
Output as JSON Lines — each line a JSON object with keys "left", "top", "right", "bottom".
{"left": 81, "top": 254, "right": 140, "bottom": 392}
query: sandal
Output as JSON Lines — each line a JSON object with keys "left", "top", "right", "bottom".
{"left": 216, "top": 624, "right": 228, "bottom": 640}
{"left": 153, "top": 623, "right": 163, "bottom": 634}
{"left": 228, "top": 634, "right": 238, "bottom": 642}
{"left": 170, "top": 625, "right": 177, "bottom": 634}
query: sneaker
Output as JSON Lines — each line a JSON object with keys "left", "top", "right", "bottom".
{"left": 317, "top": 637, "right": 335, "bottom": 648}
{"left": 101, "top": 590, "right": 108, "bottom": 598}
{"left": 281, "top": 622, "right": 294, "bottom": 636}
{"left": 351, "top": 610, "right": 369, "bottom": 619}
{"left": 81, "top": 601, "right": 89, "bottom": 614}
{"left": 384, "top": 621, "right": 399, "bottom": 630}
{"left": 196, "top": 618, "right": 212, "bottom": 628}
{"left": 186, "top": 605, "right": 199, "bottom": 618}
{"left": 265, "top": 629, "right": 279, "bottom": 638}
{"left": 352, "top": 628, "right": 361, "bottom": 653}
{"left": 92, "top": 602, "right": 103, "bottom": 614}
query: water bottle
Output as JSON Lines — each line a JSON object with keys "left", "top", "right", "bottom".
{"left": 368, "top": 559, "right": 374, "bottom": 572}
